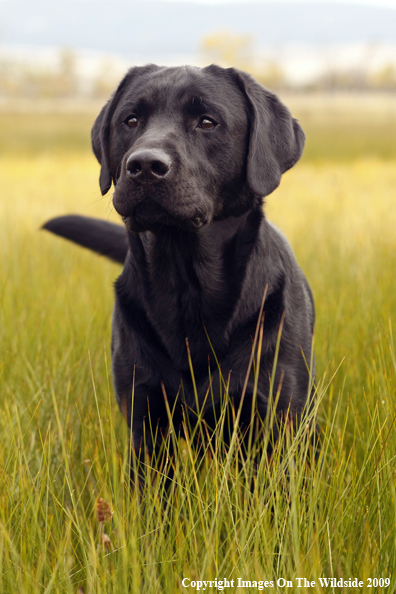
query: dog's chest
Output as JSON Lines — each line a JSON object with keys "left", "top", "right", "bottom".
{"left": 146, "top": 256, "right": 234, "bottom": 370}
{"left": 122, "top": 232, "right": 244, "bottom": 371}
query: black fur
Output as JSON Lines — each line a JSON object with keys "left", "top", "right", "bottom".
{"left": 43, "top": 64, "right": 314, "bottom": 486}
{"left": 43, "top": 215, "right": 128, "bottom": 263}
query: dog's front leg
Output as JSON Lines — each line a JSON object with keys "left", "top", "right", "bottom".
{"left": 127, "top": 386, "right": 176, "bottom": 496}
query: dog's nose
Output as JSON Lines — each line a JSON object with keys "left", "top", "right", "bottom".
{"left": 126, "top": 149, "right": 171, "bottom": 180}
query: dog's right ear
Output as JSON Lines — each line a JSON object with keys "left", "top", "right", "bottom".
{"left": 91, "top": 65, "right": 161, "bottom": 196}
{"left": 91, "top": 70, "right": 137, "bottom": 196}
{"left": 91, "top": 102, "right": 113, "bottom": 196}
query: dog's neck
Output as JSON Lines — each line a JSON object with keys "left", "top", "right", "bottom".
{"left": 119, "top": 207, "right": 266, "bottom": 368}
{"left": 135, "top": 208, "right": 264, "bottom": 291}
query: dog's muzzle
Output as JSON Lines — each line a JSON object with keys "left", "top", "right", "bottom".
{"left": 117, "top": 148, "right": 208, "bottom": 231}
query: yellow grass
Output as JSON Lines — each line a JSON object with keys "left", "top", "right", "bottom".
{"left": 1, "top": 115, "right": 396, "bottom": 591}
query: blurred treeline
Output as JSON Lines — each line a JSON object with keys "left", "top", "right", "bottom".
{"left": 201, "top": 31, "right": 396, "bottom": 92}
{"left": 0, "top": 48, "right": 119, "bottom": 100}
{"left": 1, "top": 32, "right": 396, "bottom": 100}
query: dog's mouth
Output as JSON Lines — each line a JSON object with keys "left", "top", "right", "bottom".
{"left": 122, "top": 199, "right": 207, "bottom": 232}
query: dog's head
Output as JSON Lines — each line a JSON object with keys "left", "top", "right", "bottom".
{"left": 92, "top": 64, "right": 305, "bottom": 232}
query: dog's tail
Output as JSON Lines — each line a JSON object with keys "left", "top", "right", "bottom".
{"left": 42, "top": 215, "right": 128, "bottom": 264}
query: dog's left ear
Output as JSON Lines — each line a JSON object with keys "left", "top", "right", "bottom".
{"left": 232, "top": 69, "right": 305, "bottom": 198}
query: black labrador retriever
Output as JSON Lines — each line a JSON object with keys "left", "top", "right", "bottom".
{"left": 44, "top": 64, "right": 315, "bottom": 486}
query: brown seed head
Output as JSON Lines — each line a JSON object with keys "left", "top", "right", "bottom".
{"left": 96, "top": 497, "right": 112, "bottom": 523}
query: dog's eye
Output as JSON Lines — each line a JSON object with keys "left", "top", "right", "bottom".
{"left": 126, "top": 116, "right": 138, "bottom": 128}
{"left": 199, "top": 117, "right": 215, "bottom": 130}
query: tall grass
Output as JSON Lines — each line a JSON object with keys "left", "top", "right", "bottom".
{"left": 1, "top": 97, "right": 396, "bottom": 592}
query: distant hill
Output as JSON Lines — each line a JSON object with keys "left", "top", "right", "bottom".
{"left": 1, "top": 1, "right": 396, "bottom": 56}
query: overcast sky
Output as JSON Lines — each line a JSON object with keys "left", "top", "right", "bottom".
{"left": 2, "top": 0, "right": 395, "bottom": 59}
{"left": 149, "top": 0, "right": 396, "bottom": 6}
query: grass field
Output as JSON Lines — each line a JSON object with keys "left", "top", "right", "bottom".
{"left": 1, "top": 94, "right": 396, "bottom": 593}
